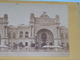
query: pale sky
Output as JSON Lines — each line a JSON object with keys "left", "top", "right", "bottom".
{"left": 0, "top": 3, "right": 68, "bottom": 27}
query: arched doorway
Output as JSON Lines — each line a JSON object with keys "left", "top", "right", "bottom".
{"left": 36, "top": 29, "right": 54, "bottom": 47}
{"left": 25, "top": 42, "right": 28, "bottom": 46}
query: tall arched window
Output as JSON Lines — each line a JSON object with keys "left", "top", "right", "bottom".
{"left": 13, "top": 32, "right": 16, "bottom": 38}
{"left": 8, "top": 32, "right": 11, "bottom": 38}
{"left": 41, "top": 33, "right": 47, "bottom": 42}
{"left": 25, "top": 32, "right": 28, "bottom": 38}
{"left": 41, "top": 33, "right": 47, "bottom": 39}
{"left": 19, "top": 31, "right": 23, "bottom": 38}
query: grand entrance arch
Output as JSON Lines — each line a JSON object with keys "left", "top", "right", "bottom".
{"left": 36, "top": 29, "right": 54, "bottom": 47}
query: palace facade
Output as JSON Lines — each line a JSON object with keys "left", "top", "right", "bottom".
{"left": 0, "top": 12, "right": 69, "bottom": 52}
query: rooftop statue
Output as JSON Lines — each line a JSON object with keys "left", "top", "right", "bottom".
{"left": 40, "top": 11, "right": 49, "bottom": 18}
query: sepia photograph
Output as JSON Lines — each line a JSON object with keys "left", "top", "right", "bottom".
{"left": 0, "top": 3, "right": 69, "bottom": 56}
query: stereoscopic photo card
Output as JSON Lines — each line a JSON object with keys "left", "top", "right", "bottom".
{"left": 0, "top": 1, "right": 80, "bottom": 60}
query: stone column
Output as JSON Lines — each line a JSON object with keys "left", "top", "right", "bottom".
{"left": 57, "top": 27, "right": 61, "bottom": 45}
{"left": 30, "top": 25, "right": 35, "bottom": 38}
{"left": 30, "top": 26, "right": 33, "bottom": 38}
{"left": 63, "top": 33, "right": 67, "bottom": 48}
{"left": 4, "top": 26, "right": 8, "bottom": 38}
{"left": 1, "top": 26, "right": 6, "bottom": 46}
{"left": 53, "top": 27, "right": 62, "bottom": 52}
{"left": 0, "top": 26, "right": 8, "bottom": 49}
{"left": 35, "top": 34, "right": 37, "bottom": 44}
{"left": 54, "top": 27, "right": 61, "bottom": 46}
{"left": 57, "top": 27, "right": 60, "bottom": 38}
